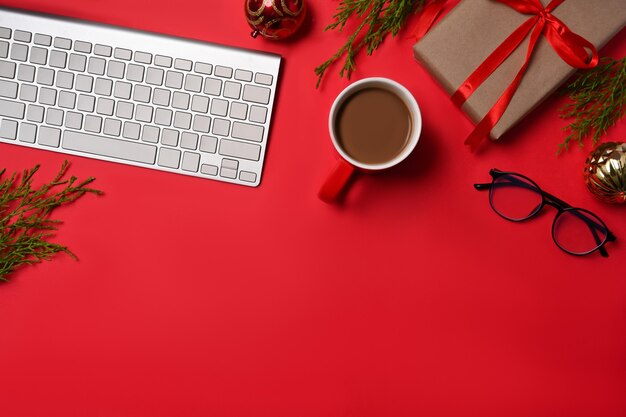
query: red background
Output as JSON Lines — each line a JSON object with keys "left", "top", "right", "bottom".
{"left": 1, "top": 1, "right": 625, "bottom": 416}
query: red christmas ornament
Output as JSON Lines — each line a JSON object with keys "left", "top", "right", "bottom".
{"left": 245, "top": 0, "right": 306, "bottom": 40}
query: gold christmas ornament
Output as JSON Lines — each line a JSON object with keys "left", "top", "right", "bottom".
{"left": 584, "top": 142, "right": 626, "bottom": 204}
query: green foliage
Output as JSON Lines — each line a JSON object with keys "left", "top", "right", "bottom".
{"left": 0, "top": 161, "right": 102, "bottom": 281}
{"left": 315, "top": 0, "right": 426, "bottom": 87}
{"left": 559, "top": 56, "right": 626, "bottom": 153}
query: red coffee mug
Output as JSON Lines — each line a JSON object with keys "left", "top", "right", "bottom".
{"left": 319, "top": 78, "right": 422, "bottom": 203}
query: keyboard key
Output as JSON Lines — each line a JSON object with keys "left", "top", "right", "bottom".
{"left": 39, "top": 87, "right": 57, "bottom": 105}
{"left": 54, "top": 37, "right": 72, "bottom": 49}
{"left": 107, "top": 61, "right": 125, "bottom": 79}
{"left": 36, "top": 68, "right": 55, "bottom": 86}
{"left": 135, "top": 104, "right": 153, "bottom": 122}
{"left": 133, "top": 85, "right": 151, "bottom": 103}
{"left": 154, "top": 55, "right": 172, "bottom": 68}
{"left": 88, "top": 57, "right": 106, "bottom": 75}
{"left": 165, "top": 71, "right": 183, "bottom": 89}
{"left": 103, "top": 118, "right": 122, "bottom": 136}
{"left": 30, "top": 47, "right": 47, "bottom": 65}
{"left": 203, "top": 78, "right": 221, "bottom": 96}
{"left": 154, "top": 108, "right": 172, "bottom": 126}
{"left": 0, "top": 98, "right": 25, "bottom": 119}
{"left": 68, "top": 53, "right": 87, "bottom": 71}
{"left": 210, "top": 99, "right": 228, "bottom": 117}
{"left": 199, "top": 135, "right": 217, "bottom": 153}
{"left": 20, "top": 84, "right": 37, "bottom": 102}
{"left": 146, "top": 67, "right": 164, "bottom": 85}
{"left": 34, "top": 34, "right": 52, "bottom": 46}
{"left": 26, "top": 105, "right": 44, "bottom": 122}
{"left": 184, "top": 74, "right": 203, "bottom": 92}
{"left": 249, "top": 105, "right": 267, "bottom": 124}
{"left": 14, "top": 30, "right": 32, "bottom": 43}
{"left": 49, "top": 50, "right": 67, "bottom": 68}
{"left": 157, "top": 147, "right": 181, "bottom": 169}
{"left": 212, "top": 118, "right": 230, "bottom": 136}
{"left": 219, "top": 138, "right": 261, "bottom": 161}
{"left": 230, "top": 102, "right": 248, "bottom": 120}
{"left": 63, "top": 130, "right": 157, "bottom": 164}
{"left": 74, "top": 41, "right": 92, "bottom": 53}
{"left": 243, "top": 84, "right": 270, "bottom": 104}
{"left": 84, "top": 115, "right": 102, "bottom": 133}
{"left": 239, "top": 171, "right": 257, "bottom": 183}
{"left": 220, "top": 167, "right": 237, "bottom": 179}
{"left": 231, "top": 121, "right": 264, "bottom": 142}
{"left": 223, "top": 81, "right": 241, "bottom": 99}
{"left": 190, "top": 95, "right": 209, "bottom": 113}
{"left": 56, "top": 71, "right": 74, "bottom": 89}
{"left": 0, "top": 60, "right": 16, "bottom": 78}
{"left": 116, "top": 101, "right": 134, "bottom": 119}
{"left": 94, "top": 44, "right": 112, "bottom": 57}
{"left": 75, "top": 74, "right": 93, "bottom": 92}
{"left": 10, "top": 43, "right": 28, "bottom": 62}
{"left": 46, "top": 108, "right": 64, "bottom": 126}
{"left": 235, "top": 69, "right": 253, "bottom": 82}
{"left": 181, "top": 152, "right": 200, "bottom": 172}
{"left": 0, "top": 28, "right": 11, "bottom": 39}
{"left": 95, "top": 78, "right": 113, "bottom": 96}
{"left": 194, "top": 62, "right": 212, "bottom": 75}
{"left": 0, "top": 79, "right": 18, "bottom": 98}
{"left": 126, "top": 64, "right": 144, "bottom": 82}
{"left": 153, "top": 88, "right": 170, "bottom": 106}
{"left": 174, "top": 58, "right": 192, "bottom": 71}
{"left": 192, "top": 115, "right": 211, "bottom": 133}
{"left": 172, "top": 92, "right": 190, "bottom": 110}
{"left": 214, "top": 66, "right": 233, "bottom": 78}
{"left": 142, "top": 125, "right": 160, "bottom": 143}
{"left": 114, "top": 48, "right": 132, "bottom": 61}
{"left": 180, "top": 132, "right": 198, "bottom": 150}
{"left": 0, "top": 41, "right": 7, "bottom": 58}
{"left": 19, "top": 122, "right": 37, "bottom": 143}
{"left": 0, "top": 119, "right": 17, "bottom": 140}
{"left": 161, "top": 129, "right": 179, "bottom": 147}
{"left": 96, "top": 97, "right": 115, "bottom": 116}
{"left": 134, "top": 51, "right": 152, "bottom": 64}
{"left": 173, "top": 112, "right": 191, "bottom": 130}
{"left": 39, "top": 126, "right": 61, "bottom": 147}
{"left": 77, "top": 94, "right": 95, "bottom": 112}
{"left": 17, "top": 64, "right": 35, "bottom": 82}
{"left": 65, "top": 112, "right": 83, "bottom": 129}
{"left": 201, "top": 164, "right": 218, "bottom": 176}
{"left": 122, "top": 122, "right": 140, "bottom": 140}
{"left": 221, "top": 158, "right": 238, "bottom": 170}
{"left": 58, "top": 91, "right": 76, "bottom": 109}
{"left": 255, "top": 73, "right": 273, "bottom": 85}
{"left": 114, "top": 81, "right": 132, "bottom": 99}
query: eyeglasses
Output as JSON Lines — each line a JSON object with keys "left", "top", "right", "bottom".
{"left": 474, "top": 169, "right": 616, "bottom": 257}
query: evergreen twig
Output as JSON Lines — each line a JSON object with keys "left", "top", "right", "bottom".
{"left": 0, "top": 161, "right": 103, "bottom": 281}
{"left": 558, "top": 56, "right": 626, "bottom": 153}
{"left": 315, "top": 0, "right": 426, "bottom": 88}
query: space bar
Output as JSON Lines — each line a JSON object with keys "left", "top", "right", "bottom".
{"left": 62, "top": 131, "right": 157, "bottom": 165}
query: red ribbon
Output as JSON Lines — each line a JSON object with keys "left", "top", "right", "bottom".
{"left": 414, "top": 0, "right": 599, "bottom": 150}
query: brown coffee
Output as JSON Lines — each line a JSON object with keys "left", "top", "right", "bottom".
{"left": 335, "top": 87, "right": 412, "bottom": 165}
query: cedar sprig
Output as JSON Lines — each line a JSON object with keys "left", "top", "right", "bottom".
{"left": 315, "top": 0, "right": 426, "bottom": 88}
{"left": 0, "top": 161, "right": 102, "bottom": 281}
{"left": 558, "top": 56, "right": 626, "bottom": 153}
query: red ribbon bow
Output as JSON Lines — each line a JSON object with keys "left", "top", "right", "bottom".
{"left": 415, "top": 0, "right": 599, "bottom": 149}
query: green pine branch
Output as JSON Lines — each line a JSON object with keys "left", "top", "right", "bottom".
{"left": 558, "top": 56, "right": 626, "bottom": 153}
{"left": 0, "top": 161, "right": 103, "bottom": 281}
{"left": 315, "top": 0, "right": 427, "bottom": 88}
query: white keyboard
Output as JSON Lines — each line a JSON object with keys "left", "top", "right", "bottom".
{"left": 0, "top": 7, "right": 281, "bottom": 187}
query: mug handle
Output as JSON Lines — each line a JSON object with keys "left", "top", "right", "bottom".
{"left": 318, "top": 159, "right": 356, "bottom": 203}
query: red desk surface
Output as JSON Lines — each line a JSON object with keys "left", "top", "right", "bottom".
{"left": 1, "top": 1, "right": 625, "bottom": 416}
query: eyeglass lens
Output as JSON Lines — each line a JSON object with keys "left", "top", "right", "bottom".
{"left": 490, "top": 174, "right": 542, "bottom": 221}
{"left": 553, "top": 210, "right": 608, "bottom": 255}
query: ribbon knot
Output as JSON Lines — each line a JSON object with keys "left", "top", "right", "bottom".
{"left": 414, "top": 0, "right": 599, "bottom": 150}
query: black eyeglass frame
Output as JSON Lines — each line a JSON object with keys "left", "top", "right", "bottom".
{"left": 474, "top": 168, "right": 616, "bottom": 257}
